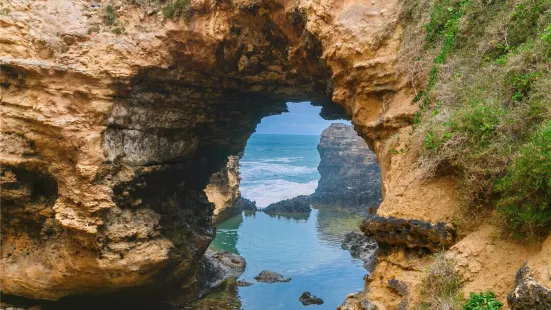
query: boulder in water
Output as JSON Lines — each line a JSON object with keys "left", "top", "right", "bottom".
{"left": 236, "top": 280, "right": 254, "bottom": 287}
{"left": 197, "top": 250, "right": 246, "bottom": 297}
{"left": 299, "top": 292, "right": 324, "bottom": 306}
{"left": 263, "top": 196, "right": 311, "bottom": 214}
{"left": 254, "top": 271, "right": 291, "bottom": 283}
{"left": 236, "top": 197, "right": 258, "bottom": 212}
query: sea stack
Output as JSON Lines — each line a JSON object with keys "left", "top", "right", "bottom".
{"left": 311, "top": 124, "right": 382, "bottom": 214}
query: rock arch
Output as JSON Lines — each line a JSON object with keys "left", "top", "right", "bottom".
{"left": 0, "top": 0, "right": 408, "bottom": 302}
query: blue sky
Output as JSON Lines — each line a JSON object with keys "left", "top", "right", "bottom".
{"left": 255, "top": 102, "right": 350, "bottom": 135}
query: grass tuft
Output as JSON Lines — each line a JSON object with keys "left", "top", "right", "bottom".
{"left": 417, "top": 253, "right": 464, "bottom": 310}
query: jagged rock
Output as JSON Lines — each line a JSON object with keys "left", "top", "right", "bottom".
{"left": 236, "top": 197, "right": 258, "bottom": 212}
{"left": 361, "top": 215, "right": 455, "bottom": 251}
{"left": 311, "top": 124, "right": 382, "bottom": 214}
{"left": 337, "top": 293, "right": 377, "bottom": 310}
{"left": 342, "top": 232, "right": 378, "bottom": 272}
{"left": 263, "top": 196, "right": 311, "bottom": 214}
{"left": 254, "top": 271, "right": 291, "bottom": 283}
{"left": 299, "top": 292, "right": 324, "bottom": 306}
{"left": 508, "top": 264, "right": 551, "bottom": 310}
{"left": 206, "top": 156, "right": 242, "bottom": 224}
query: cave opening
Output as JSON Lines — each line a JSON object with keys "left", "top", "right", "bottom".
{"left": 206, "top": 101, "right": 383, "bottom": 309}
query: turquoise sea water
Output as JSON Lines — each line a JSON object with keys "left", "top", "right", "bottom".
{"left": 211, "top": 133, "right": 367, "bottom": 309}
{"left": 239, "top": 134, "right": 322, "bottom": 207}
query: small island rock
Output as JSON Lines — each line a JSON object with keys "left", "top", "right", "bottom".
{"left": 299, "top": 292, "right": 324, "bottom": 306}
{"left": 254, "top": 271, "right": 292, "bottom": 283}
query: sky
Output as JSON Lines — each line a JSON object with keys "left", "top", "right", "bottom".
{"left": 255, "top": 102, "right": 351, "bottom": 135}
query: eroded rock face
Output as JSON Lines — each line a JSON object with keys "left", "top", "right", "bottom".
{"left": 205, "top": 156, "right": 242, "bottom": 224}
{"left": 311, "top": 124, "right": 382, "bottom": 213}
{"left": 508, "top": 265, "right": 551, "bottom": 310}
{"left": 361, "top": 215, "right": 455, "bottom": 252}
{"left": 1, "top": 0, "right": 408, "bottom": 303}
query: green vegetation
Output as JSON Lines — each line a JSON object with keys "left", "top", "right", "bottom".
{"left": 496, "top": 121, "right": 551, "bottom": 237}
{"left": 462, "top": 291, "right": 502, "bottom": 310}
{"left": 400, "top": 0, "right": 551, "bottom": 238}
{"left": 417, "top": 254, "right": 464, "bottom": 310}
{"left": 162, "top": 0, "right": 191, "bottom": 19}
{"left": 104, "top": 4, "right": 117, "bottom": 25}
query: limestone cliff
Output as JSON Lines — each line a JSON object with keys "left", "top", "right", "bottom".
{"left": 205, "top": 155, "right": 242, "bottom": 224}
{"left": 311, "top": 123, "right": 381, "bottom": 213}
{"left": 1, "top": 0, "right": 549, "bottom": 308}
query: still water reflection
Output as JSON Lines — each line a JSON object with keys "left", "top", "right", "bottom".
{"left": 210, "top": 208, "right": 367, "bottom": 310}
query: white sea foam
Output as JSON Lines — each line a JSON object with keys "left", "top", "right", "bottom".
{"left": 239, "top": 162, "right": 317, "bottom": 179}
{"left": 258, "top": 157, "right": 304, "bottom": 163}
{"left": 240, "top": 179, "right": 318, "bottom": 208}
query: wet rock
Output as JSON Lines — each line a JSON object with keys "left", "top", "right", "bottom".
{"left": 236, "top": 280, "right": 253, "bottom": 287}
{"left": 341, "top": 232, "right": 378, "bottom": 272}
{"left": 310, "top": 124, "right": 382, "bottom": 214}
{"left": 263, "top": 196, "right": 311, "bottom": 214}
{"left": 361, "top": 215, "right": 455, "bottom": 251}
{"left": 197, "top": 250, "right": 246, "bottom": 297}
{"left": 254, "top": 271, "right": 291, "bottom": 283}
{"left": 508, "top": 264, "right": 551, "bottom": 310}
{"left": 299, "top": 292, "right": 324, "bottom": 306}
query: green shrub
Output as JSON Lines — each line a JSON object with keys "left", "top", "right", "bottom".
{"left": 507, "top": 71, "right": 543, "bottom": 102}
{"left": 462, "top": 291, "right": 502, "bottom": 310}
{"left": 162, "top": 0, "right": 191, "bottom": 19}
{"left": 496, "top": 120, "right": 551, "bottom": 237}
{"left": 104, "top": 4, "right": 117, "bottom": 25}
{"left": 449, "top": 100, "right": 505, "bottom": 145}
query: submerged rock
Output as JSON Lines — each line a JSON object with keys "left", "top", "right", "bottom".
{"left": 341, "top": 232, "right": 378, "bottom": 272}
{"left": 310, "top": 124, "right": 382, "bottom": 214}
{"left": 254, "top": 271, "right": 292, "bottom": 283}
{"left": 508, "top": 264, "right": 551, "bottom": 310}
{"left": 299, "top": 292, "right": 324, "bottom": 306}
{"left": 263, "top": 196, "right": 311, "bottom": 214}
{"left": 182, "top": 278, "right": 241, "bottom": 310}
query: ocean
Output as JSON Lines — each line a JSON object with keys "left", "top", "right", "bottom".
{"left": 239, "top": 134, "right": 322, "bottom": 208}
